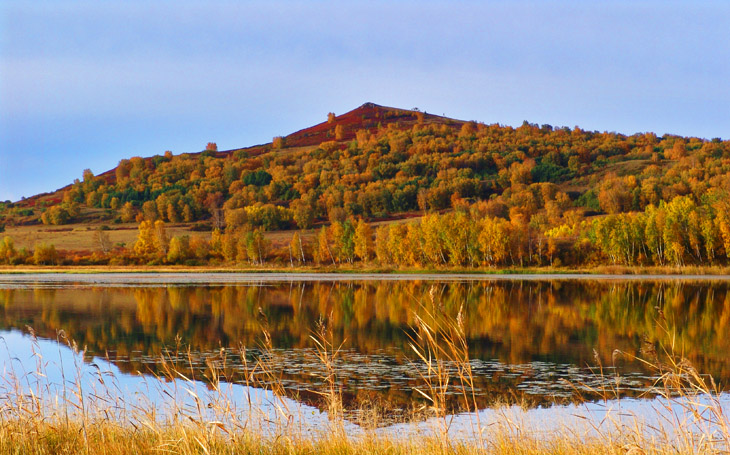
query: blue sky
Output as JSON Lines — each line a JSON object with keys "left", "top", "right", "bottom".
{"left": 1, "top": 1, "right": 729, "bottom": 202}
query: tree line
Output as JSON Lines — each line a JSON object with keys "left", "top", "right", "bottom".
{"left": 3, "top": 191, "right": 728, "bottom": 268}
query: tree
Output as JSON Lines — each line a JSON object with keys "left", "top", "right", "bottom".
{"left": 0, "top": 236, "right": 16, "bottom": 264}
{"left": 142, "top": 201, "right": 158, "bottom": 221}
{"left": 182, "top": 204, "right": 195, "bottom": 222}
{"left": 221, "top": 233, "right": 238, "bottom": 262}
{"left": 246, "top": 229, "right": 269, "bottom": 265}
{"left": 420, "top": 214, "right": 446, "bottom": 265}
{"left": 167, "top": 203, "right": 181, "bottom": 223}
{"left": 41, "top": 205, "right": 71, "bottom": 225}
{"left": 120, "top": 202, "right": 136, "bottom": 223}
{"left": 167, "top": 235, "right": 191, "bottom": 263}
{"left": 478, "top": 217, "right": 510, "bottom": 266}
{"left": 190, "top": 235, "right": 210, "bottom": 261}
{"left": 353, "top": 219, "right": 374, "bottom": 262}
{"left": 597, "top": 174, "right": 633, "bottom": 214}
{"left": 134, "top": 220, "right": 157, "bottom": 258}
{"left": 206, "top": 142, "right": 218, "bottom": 152}
{"left": 95, "top": 229, "right": 112, "bottom": 254}
{"left": 317, "top": 226, "right": 335, "bottom": 265}
{"left": 374, "top": 225, "right": 390, "bottom": 265}
{"left": 154, "top": 220, "right": 169, "bottom": 257}
{"left": 33, "top": 243, "right": 58, "bottom": 265}
{"left": 716, "top": 212, "right": 730, "bottom": 261}
{"left": 327, "top": 112, "right": 336, "bottom": 123}
{"left": 665, "top": 141, "right": 686, "bottom": 160}
{"left": 290, "top": 231, "right": 306, "bottom": 265}
{"left": 291, "top": 198, "right": 315, "bottom": 229}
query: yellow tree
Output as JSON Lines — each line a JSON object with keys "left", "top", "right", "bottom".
{"left": 154, "top": 220, "right": 169, "bottom": 257}
{"left": 374, "top": 225, "right": 390, "bottom": 265}
{"left": 353, "top": 219, "right": 374, "bottom": 262}
{"left": 329, "top": 221, "right": 346, "bottom": 263}
{"left": 134, "top": 220, "right": 157, "bottom": 258}
{"left": 478, "top": 217, "right": 510, "bottom": 266}
{"left": 420, "top": 213, "right": 446, "bottom": 265}
{"left": 718, "top": 212, "right": 730, "bottom": 260}
{"left": 290, "top": 231, "right": 306, "bottom": 265}
{"left": 0, "top": 236, "right": 16, "bottom": 264}
{"left": 317, "top": 226, "right": 335, "bottom": 265}
{"left": 387, "top": 224, "right": 411, "bottom": 266}
{"left": 167, "top": 235, "right": 190, "bottom": 263}
{"left": 120, "top": 202, "right": 136, "bottom": 222}
{"left": 33, "top": 243, "right": 58, "bottom": 265}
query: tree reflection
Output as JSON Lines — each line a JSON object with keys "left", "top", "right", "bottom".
{"left": 1, "top": 279, "right": 729, "bottom": 414}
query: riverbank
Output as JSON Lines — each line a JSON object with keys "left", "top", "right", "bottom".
{"left": 2, "top": 264, "right": 730, "bottom": 276}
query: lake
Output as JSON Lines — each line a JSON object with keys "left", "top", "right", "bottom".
{"left": 1, "top": 273, "right": 729, "bottom": 427}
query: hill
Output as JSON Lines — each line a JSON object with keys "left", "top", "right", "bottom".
{"left": 1, "top": 102, "right": 729, "bottom": 268}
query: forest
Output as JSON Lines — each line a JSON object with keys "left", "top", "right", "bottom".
{"left": 1, "top": 103, "right": 729, "bottom": 269}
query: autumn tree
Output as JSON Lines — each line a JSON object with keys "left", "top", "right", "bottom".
{"left": 478, "top": 217, "right": 511, "bottom": 266}
{"left": 0, "top": 236, "right": 16, "bottom": 264}
{"left": 353, "top": 219, "right": 374, "bottom": 262}
{"left": 290, "top": 231, "right": 306, "bottom": 265}
{"left": 246, "top": 229, "right": 269, "bottom": 265}
{"left": 317, "top": 226, "right": 335, "bottom": 265}
{"left": 120, "top": 202, "right": 137, "bottom": 223}
{"left": 167, "top": 235, "right": 191, "bottom": 263}
{"left": 374, "top": 225, "right": 390, "bottom": 265}
{"left": 597, "top": 174, "right": 633, "bottom": 214}
{"left": 33, "top": 243, "right": 58, "bottom": 265}
{"left": 134, "top": 220, "right": 168, "bottom": 259}
{"left": 154, "top": 220, "right": 169, "bottom": 256}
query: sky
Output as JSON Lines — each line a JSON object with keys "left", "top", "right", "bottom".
{"left": 1, "top": 1, "right": 729, "bottom": 202}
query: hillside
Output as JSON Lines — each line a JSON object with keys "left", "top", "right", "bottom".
{"left": 6, "top": 103, "right": 452, "bottom": 217}
{"left": 1, "top": 102, "right": 729, "bottom": 268}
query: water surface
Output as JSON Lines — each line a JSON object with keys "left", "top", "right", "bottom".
{"left": 1, "top": 273, "right": 729, "bottom": 419}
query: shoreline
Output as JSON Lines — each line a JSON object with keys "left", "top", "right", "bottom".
{"left": 1, "top": 270, "right": 730, "bottom": 284}
{"left": 1, "top": 264, "right": 730, "bottom": 277}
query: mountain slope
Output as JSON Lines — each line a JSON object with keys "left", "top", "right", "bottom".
{"left": 1, "top": 102, "right": 728, "bottom": 238}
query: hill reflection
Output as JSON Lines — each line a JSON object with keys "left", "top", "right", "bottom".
{"left": 1, "top": 279, "right": 729, "bottom": 415}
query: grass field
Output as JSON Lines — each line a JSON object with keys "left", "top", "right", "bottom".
{"left": 1, "top": 211, "right": 420, "bottom": 252}
{"left": 1, "top": 222, "right": 314, "bottom": 252}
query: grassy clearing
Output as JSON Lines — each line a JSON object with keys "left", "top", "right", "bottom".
{"left": 0, "top": 292, "right": 728, "bottom": 454}
{"left": 1, "top": 211, "right": 418, "bottom": 252}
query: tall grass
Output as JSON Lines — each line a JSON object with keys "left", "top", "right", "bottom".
{"left": 0, "top": 298, "right": 729, "bottom": 455}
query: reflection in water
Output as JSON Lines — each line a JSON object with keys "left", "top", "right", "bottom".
{"left": 1, "top": 279, "right": 729, "bottom": 414}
